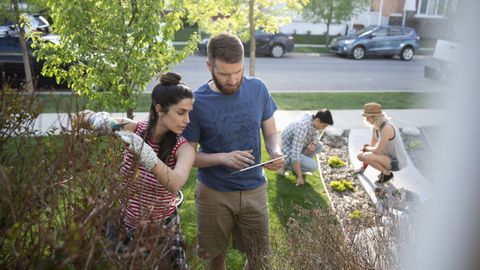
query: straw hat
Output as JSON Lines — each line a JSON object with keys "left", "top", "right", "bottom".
{"left": 362, "top": 102, "right": 383, "bottom": 116}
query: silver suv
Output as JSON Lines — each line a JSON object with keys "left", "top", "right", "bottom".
{"left": 329, "top": 25, "right": 420, "bottom": 61}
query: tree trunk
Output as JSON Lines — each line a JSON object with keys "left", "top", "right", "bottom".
{"left": 127, "top": 108, "right": 133, "bottom": 120}
{"left": 325, "top": 23, "right": 330, "bottom": 47}
{"left": 248, "top": 0, "right": 255, "bottom": 77}
{"left": 11, "top": 0, "right": 35, "bottom": 93}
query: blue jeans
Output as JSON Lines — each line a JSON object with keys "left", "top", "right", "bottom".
{"left": 286, "top": 142, "right": 322, "bottom": 173}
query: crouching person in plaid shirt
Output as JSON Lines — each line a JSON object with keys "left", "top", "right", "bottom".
{"left": 280, "top": 110, "right": 333, "bottom": 186}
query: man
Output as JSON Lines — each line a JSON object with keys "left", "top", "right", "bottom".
{"left": 182, "top": 33, "right": 284, "bottom": 270}
{"left": 279, "top": 110, "right": 333, "bottom": 186}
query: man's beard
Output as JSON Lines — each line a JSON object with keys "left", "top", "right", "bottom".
{"left": 211, "top": 72, "right": 243, "bottom": 95}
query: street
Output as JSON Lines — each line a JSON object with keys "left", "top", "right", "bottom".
{"left": 145, "top": 53, "right": 442, "bottom": 93}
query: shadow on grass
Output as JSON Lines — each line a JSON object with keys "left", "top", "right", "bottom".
{"left": 268, "top": 170, "right": 329, "bottom": 227}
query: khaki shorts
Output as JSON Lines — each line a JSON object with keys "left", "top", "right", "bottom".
{"left": 195, "top": 181, "right": 269, "bottom": 264}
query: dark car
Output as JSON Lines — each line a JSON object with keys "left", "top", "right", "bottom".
{"left": 198, "top": 30, "right": 294, "bottom": 58}
{"left": 328, "top": 25, "right": 420, "bottom": 60}
{"left": 0, "top": 14, "right": 66, "bottom": 89}
{"left": 0, "top": 33, "right": 64, "bottom": 89}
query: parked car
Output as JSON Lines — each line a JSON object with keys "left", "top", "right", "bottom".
{"left": 328, "top": 25, "right": 420, "bottom": 61}
{"left": 198, "top": 30, "right": 295, "bottom": 58}
{"left": 0, "top": 14, "right": 66, "bottom": 89}
{"left": 0, "top": 32, "right": 65, "bottom": 89}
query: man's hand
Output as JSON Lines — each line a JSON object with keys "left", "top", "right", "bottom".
{"left": 295, "top": 175, "right": 305, "bottom": 187}
{"left": 222, "top": 149, "right": 255, "bottom": 170}
{"left": 263, "top": 152, "right": 285, "bottom": 171}
{"left": 304, "top": 142, "right": 317, "bottom": 156}
{"left": 115, "top": 130, "right": 160, "bottom": 171}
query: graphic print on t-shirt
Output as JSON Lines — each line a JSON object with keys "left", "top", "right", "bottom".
{"left": 210, "top": 100, "right": 259, "bottom": 156}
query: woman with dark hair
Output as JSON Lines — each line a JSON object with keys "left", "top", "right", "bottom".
{"left": 78, "top": 72, "right": 194, "bottom": 269}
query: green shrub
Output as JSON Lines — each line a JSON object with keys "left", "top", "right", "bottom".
{"left": 349, "top": 210, "right": 362, "bottom": 219}
{"left": 329, "top": 180, "right": 354, "bottom": 192}
{"left": 328, "top": 156, "right": 346, "bottom": 168}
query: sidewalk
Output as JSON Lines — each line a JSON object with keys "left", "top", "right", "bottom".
{"left": 274, "top": 109, "right": 442, "bottom": 131}
{"left": 32, "top": 109, "right": 443, "bottom": 135}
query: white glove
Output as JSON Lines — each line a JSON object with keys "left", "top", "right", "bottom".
{"left": 85, "top": 111, "right": 120, "bottom": 135}
{"left": 115, "top": 130, "right": 160, "bottom": 171}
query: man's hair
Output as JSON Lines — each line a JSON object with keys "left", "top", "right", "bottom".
{"left": 207, "top": 33, "right": 244, "bottom": 63}
{"left": 314, "top": 109, "right": 334, "bottom": 125}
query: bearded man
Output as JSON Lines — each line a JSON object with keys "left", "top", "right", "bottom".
{"left": 183, "top": 33, "right": 284, "bottom": 270}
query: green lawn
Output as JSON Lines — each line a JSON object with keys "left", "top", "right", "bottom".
{"left": 35, "top": 92, "right": 438, "bottom": 113}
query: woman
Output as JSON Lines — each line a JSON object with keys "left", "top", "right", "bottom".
{"left": 79, "top": 72, "right": 194, "bottom": 269}
{"left": 356, "top": 102, "right": 407, "bottom": 185}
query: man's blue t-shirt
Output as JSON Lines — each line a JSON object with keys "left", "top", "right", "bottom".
{"left": 182, "top": 76, "right": 277, "bottom": 192}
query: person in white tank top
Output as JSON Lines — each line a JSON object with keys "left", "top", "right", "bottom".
{"left": 356, "top": 102, "right": 408, "bottom": 184}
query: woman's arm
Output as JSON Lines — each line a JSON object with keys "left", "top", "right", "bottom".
{"left": 150, "top": 142, "right": 195, "bottom": 194}
{"left": 366, "top": 125, "right": 394, "bottom": 154}
{"left": 363, "top": 129, "right": 379, "bottom": 152}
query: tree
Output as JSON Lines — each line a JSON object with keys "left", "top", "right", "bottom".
{"left": 303, "top": 0, "right": 369, "bottom": 46}
{"left": 186, "top": 0, "right": 307, "bottom": 76}
{"left": 35, "top": 0, "right": 199, "bottom": 118}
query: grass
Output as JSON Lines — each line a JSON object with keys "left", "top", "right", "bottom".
{"left": 293, "top": 46, "right": 328, "bottom": 54}
{"left": 272, "top": 92, "right": 436, "bottom": 110}
{"left": 34, "top": 92, "right": 438, "bottom": 113}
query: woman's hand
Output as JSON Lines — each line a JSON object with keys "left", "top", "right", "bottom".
{"left": 78, "top": 110, "right": 120, "bottom": 135}
{"left": 115, "top": 130, "right": 160, "bottom": 171}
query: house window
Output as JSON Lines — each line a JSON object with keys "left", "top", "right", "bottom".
{"left": 418, "top": 0, "right": 448, "bottom": 16}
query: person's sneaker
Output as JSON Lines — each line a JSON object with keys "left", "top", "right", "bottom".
{"left": 392, "top": 188, "right": 407, "bottom": 210}
{"left": 375, "top": 172, "right": 394, "bottom": 185}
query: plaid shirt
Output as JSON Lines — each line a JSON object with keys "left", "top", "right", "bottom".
{"left": 281, "top": 113, "right": 319, "bottom": 163}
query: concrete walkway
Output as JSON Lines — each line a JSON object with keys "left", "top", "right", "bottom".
{"left": 31, "top": 109, "right": 443, "bottom": 135}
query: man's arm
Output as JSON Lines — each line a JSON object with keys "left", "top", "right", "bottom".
{"left": 261, "top": 116, "right": 284, "bottom": 171}
{"left": 189, "top": 142, "right": 255, "bottom": 170}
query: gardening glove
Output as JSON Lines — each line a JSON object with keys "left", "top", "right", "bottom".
{"left": 115, "top": 130, "right": 160, "bottom": 171}
{"left": 79, "top": 110, "right": 121, "bottom": 135}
